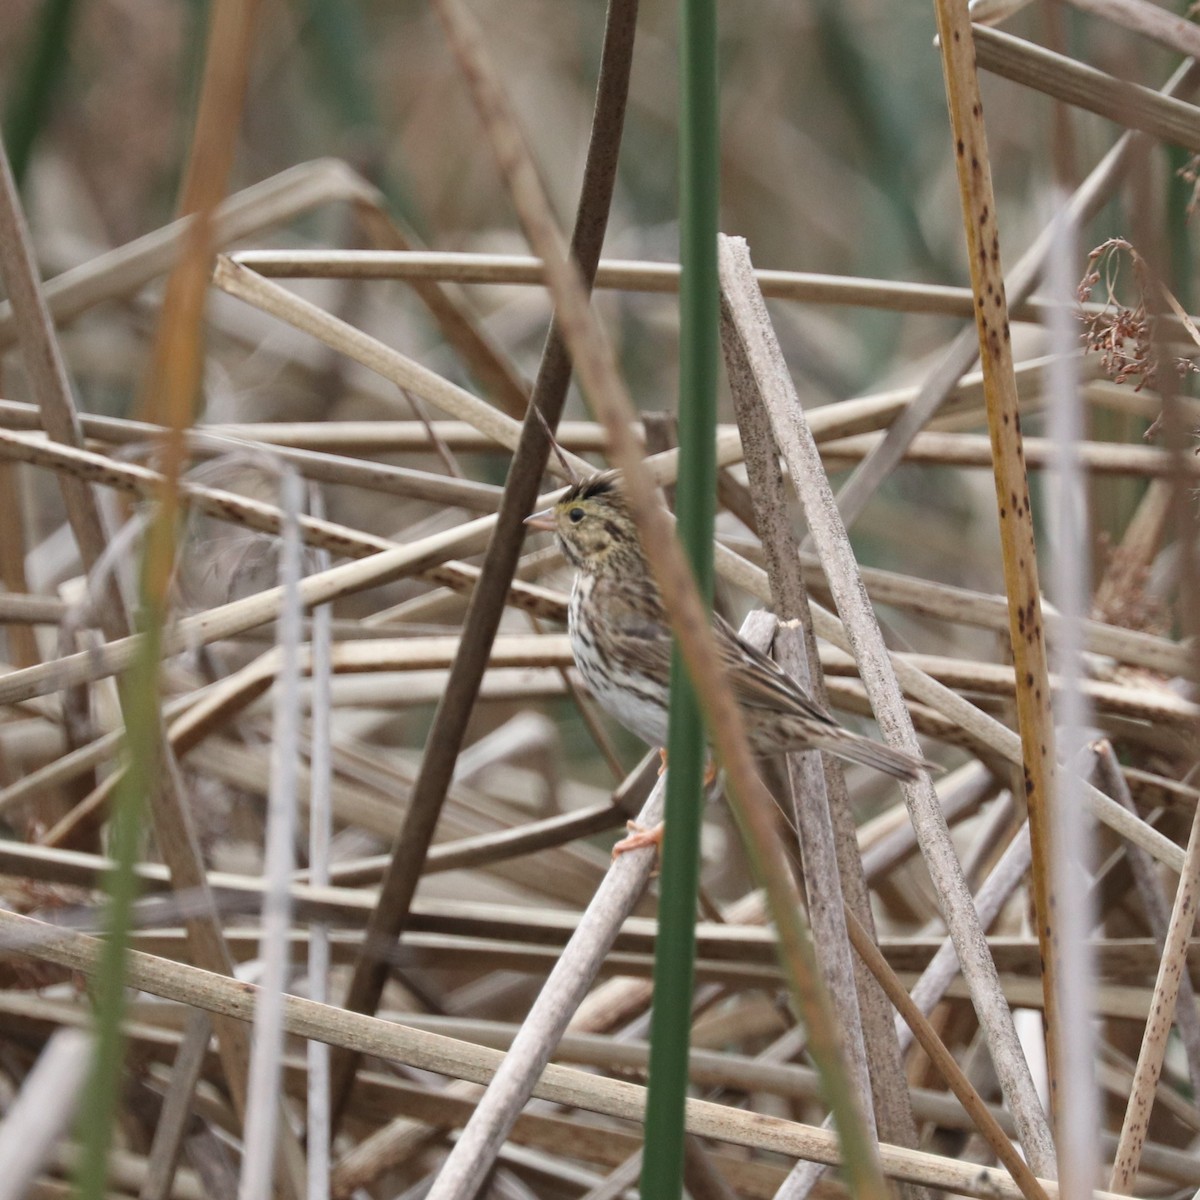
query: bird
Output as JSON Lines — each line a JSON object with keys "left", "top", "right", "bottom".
{"left": 525, "top": 470, "right": 931, "bottom": 852}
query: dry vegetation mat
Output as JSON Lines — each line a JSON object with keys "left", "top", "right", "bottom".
{"left": 0, "top": 0, "right": 1197, "bottom": 1198}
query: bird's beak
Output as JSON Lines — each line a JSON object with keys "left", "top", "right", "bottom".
{"left": 524, "top": 508, "right": 557, "bottom": 532}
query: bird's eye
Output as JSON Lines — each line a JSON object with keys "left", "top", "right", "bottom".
{"left": 568, "top": 507, "right": 585, "bottom": 524}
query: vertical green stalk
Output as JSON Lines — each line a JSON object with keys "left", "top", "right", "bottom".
{"left": 640, "top": 0, "right": 718, "bottom": 1195}
{"left": 72, "top": 616, "right": 163, "bottom": 1200}
{"left": 3, "top": 0, "right": 77, "bottom": 187}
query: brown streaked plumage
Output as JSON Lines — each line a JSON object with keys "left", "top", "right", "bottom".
{"left": 525, "top": 471, "right": 931, "bottom": 782}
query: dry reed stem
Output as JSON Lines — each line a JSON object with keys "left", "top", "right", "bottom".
{"left": 0, "top": 993, "right": 1109, "bottom": 1143}
{"left": 718, "top": 231, "right": 1054, "bottom": 1173}
{"left": 0, "top": 907, "right": 1127, "bottom": 1200}
{"left": 351, "top": 206, "right": 532, "bottom": 420}
{"left": 0, "top": 137, "right": 123, "bottom": 636}
{"left": 164, "top": 635, "right": 573, "bottom": 758}
{"left": 1093, "top": 743, "right": 1200, "bottom": 1099}
{"left": 234, "top": 248, "right": 1074, "bottom": 321}
{"left": 0, "top": 160, "right": 381, "bottom": 350}
{"left": 1109, "top": 799, "right": 1200, "bottom": 1191}
{"left": 934, "top": 0, "right": 1062, "bottom": 1154}
{"left": 138, "top": 1011, "right": 213, "bottom": 1200}
{"left": 232, "top": 248, "right": 1200, "bottom": 350}
{"left": 239, "top": 467, "right": 305, "bottom": 1200}
{"left": 736, "top": 613, "right": 877, "bottom": 1153}
{"left": 820, "top": 650, "right": 1200, "bottom": 727}
{"left": 329, "top": 1078, "right": 486, "bottom": 1197}
{"left": 727, "top": 309, "right": 919, "bottom": 1164}
{"left": 818, "top": 430, "right": 1200, "bottom": 475}
{"left": 0, "top": 465, "right": 39, "bottom": 672}
{"left": 0, "top": 404, "right": 508, "bottom": 508}
{"left": 842, "top": 909, "right": 1051, "bottom": 1200}
{"left": 896, "top": 823, "right": 1033, "bottom": 1053}
{"left": 0, "top": 1029, "right": 91, "bottom": 1200}
{"left": 212, "top": 257, "right": 586, "bottom": 478}
{"left": 972, "top": 25, "right": 1200, "bottom": 150}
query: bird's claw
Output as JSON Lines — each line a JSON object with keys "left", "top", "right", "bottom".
{"left": 611, "top": 820, "right": 664, "bottom": 864}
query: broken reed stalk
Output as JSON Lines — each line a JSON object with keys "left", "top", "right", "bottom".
{"left": 727, "top": 319, "right": 907, "bottom": 1158}
{"left": 716, "top": 233, "right": 1054, "bottom": 1174}
{"left": 932, "top": 0, "right": 1061, "bottom": 1162}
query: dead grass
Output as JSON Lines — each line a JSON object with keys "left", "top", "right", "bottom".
{"left": 0, "top": 1, "right": 1197, "bottom": 1199}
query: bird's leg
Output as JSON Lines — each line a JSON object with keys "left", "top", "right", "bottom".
{"left": 611, "top": 820, "right": 665, "bottom": 858}
{"left": 657, "top": 748, "right": 716, "bottom": 786}
{"left": 623, "top": 754, "right": 715, "bottom": 860}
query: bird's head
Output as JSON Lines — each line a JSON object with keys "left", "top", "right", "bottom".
{"left": 524, "top": 472, "right": 643, "bottom": 574}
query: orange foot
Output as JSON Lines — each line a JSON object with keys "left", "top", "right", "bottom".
{"left": 656, "top": 749, "right": 718, "bottom": 788}
{"left": 612, "top": 820, "right": 665, "bottom": 859}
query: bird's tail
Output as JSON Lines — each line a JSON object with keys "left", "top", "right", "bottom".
{"left": 813, "top": 727, "right": 934, "bottom": 782}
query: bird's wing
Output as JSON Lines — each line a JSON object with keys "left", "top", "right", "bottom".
{"left": 594, "top": 578, "right": 675, "bottom": 680}
{"left": 713, "top": 613, "right": 837, "bottom": 726}
{"left": 599, "top": 581, "right": 835, "bottom": 726}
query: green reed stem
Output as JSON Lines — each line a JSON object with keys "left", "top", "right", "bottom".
{"left": 640, "top": 0, "right": 718, "bottom": 1195}
{"left": 72, "top": 613, "right": 161, "bottom": 1200}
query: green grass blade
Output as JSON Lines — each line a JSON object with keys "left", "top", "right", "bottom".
{"left": 4, "top": 0, "right": 78, "bottom": 186}
{"left": 71, "top": 620, "right": 160, "bottom": 1200}
{"left": 640, "top": 0, "right": 719, "bottom": 1195}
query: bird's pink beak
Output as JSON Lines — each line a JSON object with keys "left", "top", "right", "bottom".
{"left": 524, "top": 508, "right": 557, "bottom": 532}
